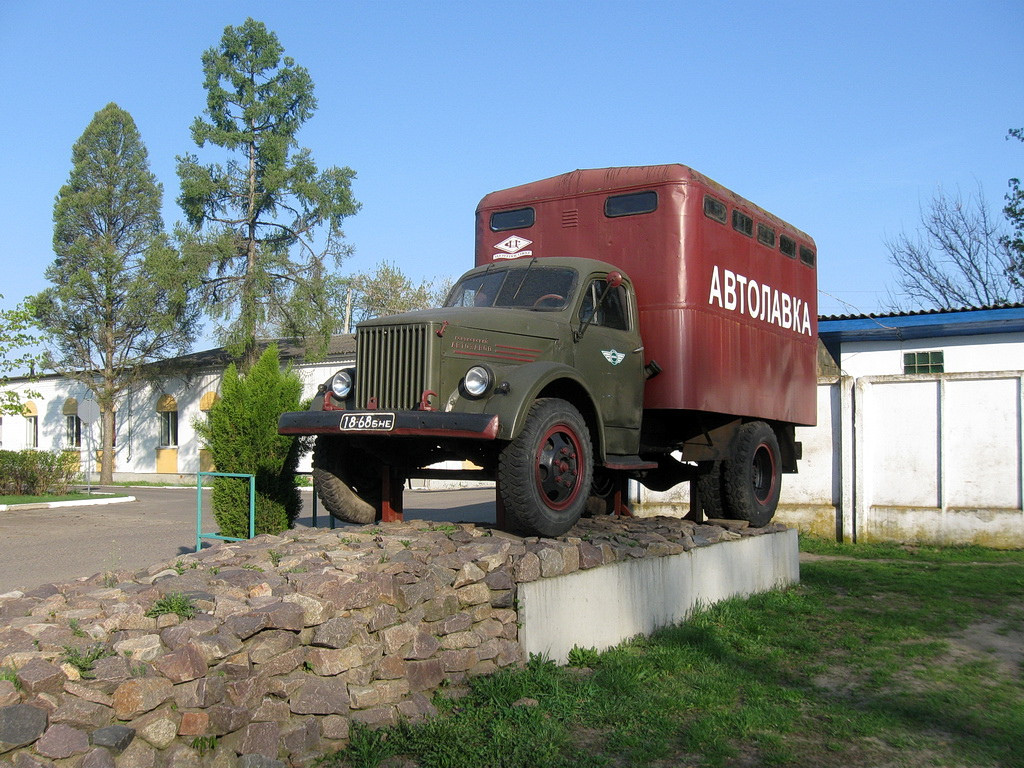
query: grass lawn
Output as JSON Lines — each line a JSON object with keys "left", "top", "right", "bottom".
{"left": 0, "top": 491, "right": 127, "bottom": 505}
{"left": 320, "top": 536, "right": 1024, "bottom": 768}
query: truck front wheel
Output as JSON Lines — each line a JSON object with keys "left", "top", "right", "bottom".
{"left": 499, "top": 398, "right": 593, "bottom": 537}
{"left": 312, "top": 438, "right": 381, "bottom": 525}
{"left": 721, "top": 421, "right": 781, "bottom": 527}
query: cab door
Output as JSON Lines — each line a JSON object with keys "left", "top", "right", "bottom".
{"left": 572, "top": 275, "right": 645, "bottom": 444}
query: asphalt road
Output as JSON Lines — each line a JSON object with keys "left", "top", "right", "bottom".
{"left": 0, "top": 485, "right": 497, "bottom": 594}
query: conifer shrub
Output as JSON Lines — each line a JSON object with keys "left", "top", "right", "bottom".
{"left": 195, "top": 344, "right": 303, "bottom": 538}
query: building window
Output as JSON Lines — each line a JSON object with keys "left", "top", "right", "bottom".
{"left": 63, "top": 398, "right": 81, "bottom": 448}
{"left": 904, "top": 350, "right": 944, "bottom": 374}
{"left": 25, "top": 416, "right": 38, "bottom": 449}
{"left": 159, "top": 411, "right": 178, "bottom": 447}
{"left": 65, "top": 415, "right": 82, "bottom": 448}
{"left": 157, "top": 394, "right": 178, "bottom": 448}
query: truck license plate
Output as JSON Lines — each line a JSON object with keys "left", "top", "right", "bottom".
{"left": 339, "top": 412, "right": 396, "bottom": 431}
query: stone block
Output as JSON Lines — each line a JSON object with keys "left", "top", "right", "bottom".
{"left": 238, "top": 754, "right": 285, "bottom": 768}
{"left": 452, "top": 562, "right": 486, "bottom": 588}
{"left": 349, "top": 706, "right": 397, "bottom": 729}
{"left": 131, "top": 708, "right": 179, "bottom": 749}
{"left": 114, "top": 739, "right": 157, "bottom": 768}
{"left": 288, "top": 678, "right": 349, "bottom": 715}
{"left": 35, "top": 723, "right": 89, "bottom": 759}
{"left": 0, "top": 680, "right": 18, "bottom": 707}
{"left": 173, "top": 677, "right": 225, "bottom": 709}
{"left": 253, "top": 646, "right": 303, "bottom": 678}
{"left": 306, "top": 646, "right": 362, "bottom": 677}
{"left": 0, "top": 708, "right": 47, "bottom": 753}
{"left": 240, "top": 721, "right": 279, "bottom": 759}
{"left": 373, "top": 655, "right": 407, "bottom": 681}
{"left": 177, "top": 711, "right": 209, "bottom": 736}
{"left": 282, "top": 594, "right": 330, "bottom": 627}
{"left": 90, "top": 724, "right": 135, "bottom": 752}
{"left": 250, "top": 698, "right": 291, "bottom": 723}
{"left": 225, "top": 677, "right": 268, "bottom": 709}
{"left": 310, "top": 617, "right": 357, "bottom": 649}
{"left": 223, "top": 613, "right": 268, "bottom": 641}
{"left": 111, "top": 678, "right": 172, "bottom": 719}
{"left": 320, "top": 714, "right": 349, "bottom": 741}
{"left": 348, "top": 680, "right": 409, "bottom": 710}
{"left": 153, "top": 642, "right": 207, "bottom": 683}
{"left": 455, "top": 583, "right": 490, "bottom": 606}
{"left": 404, "top": 658, "right": 444, "bottom": 693}
{"left": 207, "top": 704, "right": 251, "bottom": 736}
{"left": 512, "top": 552, "right": 541, "bottom": 582}
{"left": 420, "top": 592, "right": 458, "bottom": 622}
{"left": 15, "top": 659, "right": 65, "bottom": 696}
{"left": 403, "top": 631, "right": 440, "bottom": 660}
{"left": 380, "top": 622, "right": 417, "bottom": 655}
{"left": 279, "top": 716, "right": 319, "bottom": 757}
{"left": 50, "top": 696, "right": 111, "bottom": 730}
{"left": 246, "top": 631, "right": 298, "bottom": 665}
{"left": 439, "top": 631, "right": 480, "bottom": 651}
{"left": 79, "top": 747, "right": 116, "bottom": 768}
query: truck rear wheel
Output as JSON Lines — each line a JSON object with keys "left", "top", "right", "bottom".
{"left": 312, "top": 438, "right": 380, "bottom": 525}
{"left": 498, "top": 398, "right": 593, "bottom": 537}
{"left": 721, "top": 421, "right": 781, "bottom": 527}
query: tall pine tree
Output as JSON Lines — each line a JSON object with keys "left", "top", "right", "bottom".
{"left": 34, "top": 103, "right": 199, "bottom": 483}
{"left": 177, "top": 18, "right": 360, "bottom": 368}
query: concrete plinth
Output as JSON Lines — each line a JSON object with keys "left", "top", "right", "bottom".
{"left": 517, "top": 529, "right": 799, "bottom": 663}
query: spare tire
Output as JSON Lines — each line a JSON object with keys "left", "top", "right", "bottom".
{"left": 312, "top": 438, "right": 380, "bottom": 524}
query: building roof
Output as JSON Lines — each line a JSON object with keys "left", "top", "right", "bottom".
{"left": 818, "top": 304, "right": 1024, "bottom": 343}
{"left": 164, "top": 334, "right": 357, "bottom": 371}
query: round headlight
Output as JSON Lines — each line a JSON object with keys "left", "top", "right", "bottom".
{"left": 330, "top": 370, "right": 353, "bottom": 399}
{"left": 463, "top": 366, "right": 492, "bottom": 398}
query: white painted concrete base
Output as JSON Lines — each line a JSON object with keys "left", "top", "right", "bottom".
{"left": 518, "top": 529, "right": 799, "bottom": 663}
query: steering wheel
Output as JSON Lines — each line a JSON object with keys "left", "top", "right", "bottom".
{"left": 533, "top": 293, "right": 564, "bottom": 308}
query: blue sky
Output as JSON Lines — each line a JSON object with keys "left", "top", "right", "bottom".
{"left": 1, "top": 0, "right": 1020, "bottom": 345}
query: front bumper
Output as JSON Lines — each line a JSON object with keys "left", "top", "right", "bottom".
{"left": 277, "top": 409, "right": 500, "bottom": 440}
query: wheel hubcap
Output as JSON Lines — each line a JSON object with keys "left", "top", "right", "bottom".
{"left": 751, "top": 443, "right": 776, "bottom": 503}
{"left": 536, "top": 425, "right": 582, "bottom": 509}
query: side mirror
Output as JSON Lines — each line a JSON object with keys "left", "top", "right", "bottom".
{"left": 606, "top": 271, "right": 623, "bottom": 288}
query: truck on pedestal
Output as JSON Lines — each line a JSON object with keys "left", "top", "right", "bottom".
{"left": 278, "top": 165, "right": 818, "bottom": 537}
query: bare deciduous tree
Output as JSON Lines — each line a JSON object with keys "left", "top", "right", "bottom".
{"left": 885, "top": 185, "right": 1021, "bottom": 310}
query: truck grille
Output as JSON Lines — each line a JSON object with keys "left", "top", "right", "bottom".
{"left": 356, "top": 324, "right": 430, "bottom": 410}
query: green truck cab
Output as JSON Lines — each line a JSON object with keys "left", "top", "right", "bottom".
{"left": 279, "top": 257, "right": 646, "bottom": 537}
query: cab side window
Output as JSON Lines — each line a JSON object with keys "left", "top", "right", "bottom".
{"left": 579, "top": 279, "right": 629, "bottom": 331}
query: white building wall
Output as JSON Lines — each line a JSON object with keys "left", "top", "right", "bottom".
{"left": 837, "top": 331, "right": 1024, "bottom": 378}
{"left": 0, "top": 355, "right": 353, "bottom": 479}
{"left": 638, "top": 368, "right": 1024, "bottom": 548}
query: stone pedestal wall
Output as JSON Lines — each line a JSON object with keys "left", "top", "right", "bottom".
{"left": 0, "top": 515, "right": 789, "bottom": 767}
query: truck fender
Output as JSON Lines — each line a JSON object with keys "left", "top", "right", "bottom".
{"left": 488, "top": 361, "right": 606, "bottom": 460}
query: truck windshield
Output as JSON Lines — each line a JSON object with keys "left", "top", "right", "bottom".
{"left": 444, "top": 266, "right": 577, "bottom": 310}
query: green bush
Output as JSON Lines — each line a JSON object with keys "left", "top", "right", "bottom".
{"left": 194, "top": 344, "right": 303, "bottom": 538}
{"left": 0, "top": 449, "right": 79, "bottom": 496}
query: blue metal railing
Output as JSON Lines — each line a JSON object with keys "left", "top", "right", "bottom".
{"left": 195, "top": 472, "right": 255, "bottom": 551}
